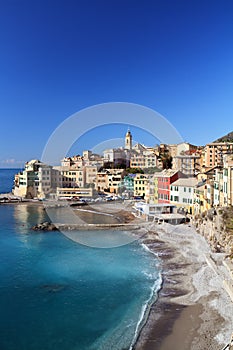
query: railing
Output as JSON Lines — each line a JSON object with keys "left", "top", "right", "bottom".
{"left": 221, "top": 333, "right": 233, "bottom": 350}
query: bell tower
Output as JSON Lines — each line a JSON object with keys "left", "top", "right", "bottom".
{"left": 125, "top": 129, "right": 132, "bottom": 150}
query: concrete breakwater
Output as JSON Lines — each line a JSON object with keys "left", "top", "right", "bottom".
{"left": 54, "top": 223, "right": 141, "bottom": 231}
{"left": 31, "top": 221, "right": 142, "bottom": 231}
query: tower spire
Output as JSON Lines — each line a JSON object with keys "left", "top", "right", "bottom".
{"left": 125, "top": 129, "right": 132, "bottom": 150}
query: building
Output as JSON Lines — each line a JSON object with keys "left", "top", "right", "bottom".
{"left": 96, "top": 169, "right": 125, "bottom": 193}
{"left": 125, "top": 129, "right": 132, "bottom": 150}
{"left": 54, "top": 166, "right": 85, "bottom": 188}
{"left": 134, "top": 173, "right": 150, "bottom": 198}
{"left": 172, "top": 152, "right": 201, "bottom": 176}
{"left": 223, "top": 154, "right": 233, "bottom": 206}
{"left": 118, "top": 174, "right": 135, "bottom": 197}
{"left": 170, "top": 177, "right": 197, "bottom": 214}
{"left": 85, "top": 165, "right": 98, "bottom": 187}
{"left": 61, "top": 151, "right": 104, "bottom": 168}
{"left": 193, "top": 180, "right": 206, "bottom": 214}
{"left": 13, "top": 160, "right": 59, "bottom": 199}
{"left": 157, "top": 170, "right": 183, "bottom": 204}
{"left": 204, "top": 142, "right": 233, "bottom": 169}
{"left": 103, "top": 148, "right": 126, "bottom": 167}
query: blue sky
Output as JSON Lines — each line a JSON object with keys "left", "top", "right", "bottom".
{"left": 0, "top": 0, "right": 233, "bottom": 167}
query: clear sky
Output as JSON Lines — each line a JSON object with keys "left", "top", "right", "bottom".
{"left": 0, "top": 0, "right": 233, "bottom": 167}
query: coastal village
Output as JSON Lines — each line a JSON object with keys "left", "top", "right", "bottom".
{"left": 12, "top": 129, "right": 233, "bottom": 218}
{"left": 4, "top": 131, "right": 233, "bottom": 349}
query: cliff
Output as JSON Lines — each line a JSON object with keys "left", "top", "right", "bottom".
{"left": 193, "top": 207, "right": 233, "bottom": 259}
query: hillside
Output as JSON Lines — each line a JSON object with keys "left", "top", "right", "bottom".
{"left": 214, "top": 131, "right": 233, "bottom": 143}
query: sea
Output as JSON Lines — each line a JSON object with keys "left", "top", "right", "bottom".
{"left": 0, "top": 169, "right": 162, "bottom": 350}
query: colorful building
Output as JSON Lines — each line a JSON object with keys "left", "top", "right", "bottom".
{"left": 157, "top": 170, "right": 182, "bottom": 204}
{"left": 134, "top": 173, "right": 149, "bottom": 198}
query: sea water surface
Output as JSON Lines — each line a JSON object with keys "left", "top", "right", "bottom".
{"left": 0, "top": 168, "right": 20, "bottom": 194}
{"left": 0, "top": 170, "right": 162, "bottom": 350}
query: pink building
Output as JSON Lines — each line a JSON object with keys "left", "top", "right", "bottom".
{"left": 157, "top": 170, "right": 183, "bottom": 204}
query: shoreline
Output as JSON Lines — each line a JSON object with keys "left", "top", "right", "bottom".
{"left": 134, "top": 222, "right": 233, "bottom": 350}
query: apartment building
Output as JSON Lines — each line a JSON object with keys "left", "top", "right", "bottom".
{"left": 134, "top": 173, "right": 150, "bottom": 198}
{"left": 170, "top": 177, "right": 197, "bottom": 214}
{"left": 85, "top": 166, "right": 98, "bottom": 187}
{"left": 54, "top": 166, "right": 85, "bottom": 188}
{"left": 96, "top": 169, "right": 125, "bottom": 194}
{"left": 172, "top": 152, "right": 201, "bottom": 176}
{"left": 205, "top": 142, "right": 233, "bottom": 169}
{"left": 13, "top": 160, "right": 59, "bottom": 199}
{"left": 157, "top": 170, "right": 182, "bottom": 204}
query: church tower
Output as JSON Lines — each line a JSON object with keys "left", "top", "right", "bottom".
{"left": 125, "top": 129, "right": 132, "bottom": 150}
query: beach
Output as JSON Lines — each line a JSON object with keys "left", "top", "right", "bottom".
{"left": 134, "top": 222, "right": 233, "bottom": 350}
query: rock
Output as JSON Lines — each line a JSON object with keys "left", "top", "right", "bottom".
{"left": 31, "top": 222, "right": 58, "bottom": 231}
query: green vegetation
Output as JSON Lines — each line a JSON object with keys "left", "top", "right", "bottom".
{"left": 214, "top": 131, "right": 233, "bottom": 143}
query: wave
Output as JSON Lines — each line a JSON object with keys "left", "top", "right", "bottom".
{"left": 129, "top": 243, "right": 163, "bottom": 350}
{"left": 74, "top": 208, "right": 114, "bottom": 217}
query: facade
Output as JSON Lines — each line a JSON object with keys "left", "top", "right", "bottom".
{"left": 157, "top": 170, "right": 182, "bottom": 204}
{"left": 224, "top": 155, "right": 233, "bottom": 206}
{"left": 130, "top": 150, "right": 157, "bottom": 169}
{"left": 172, "top": 153, "right": 201, "bottom": 176}
{"left": 103, "top": 148, "right": 126, "bottom": 167}
{"left": 176, "top": 142, "right": 198, "bottom": 155}
{"left": 134, "top": 173, "right": 149, "bottom": 198}
{"left": 85, "top": 166, "right": 98, "bottom": 187}
{"left": 13, "top": 160, "right": 58, "bottom": 199}
{"left": 130, "top": 154, "right": 145, "bottom": 168}
{"left": 107, "top": 170, "right": 125, "bottom": 194}
{"left": 193, "top": 180, "right": 206, "bottom": 214}
{"left": 96, "top": 172, "right": 108, "bottom": 192}
{"left": 204, "top": 142, "right": 233, "bottom": 169}
{"left": 61, "top": 151, "right": 104, "bottom": 168}
{"left": 118, "top": 174, "right": 135, "bottom": 197}
{"left": 125, "top": 130, "right": 132, "bottom": 150}
{"left": 96, "top": 169, "right": 125, "bottom": 193}
{"left": 170, "top": 177, "right": 197, "bottom": 214}
{"left": 54, "top": 166, "right": 85, "bottom": 188}
{"left": 144, "top": 174, "right": 155, "bottom": 204}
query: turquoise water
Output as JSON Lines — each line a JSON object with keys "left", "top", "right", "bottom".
{"left": 0, "top": 203, "right": 162, "bottom": 350}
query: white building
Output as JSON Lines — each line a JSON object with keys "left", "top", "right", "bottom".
{"left": 170, "top": 177, "right": 197, "bottom": 214}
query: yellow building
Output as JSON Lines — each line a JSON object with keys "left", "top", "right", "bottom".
{"left": 134, "top": 174, "right": 149, "bottom": 198}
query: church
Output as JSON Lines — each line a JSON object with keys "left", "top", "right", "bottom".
{"left": 103, "top": 130, "right": 157, "bottom": 169}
